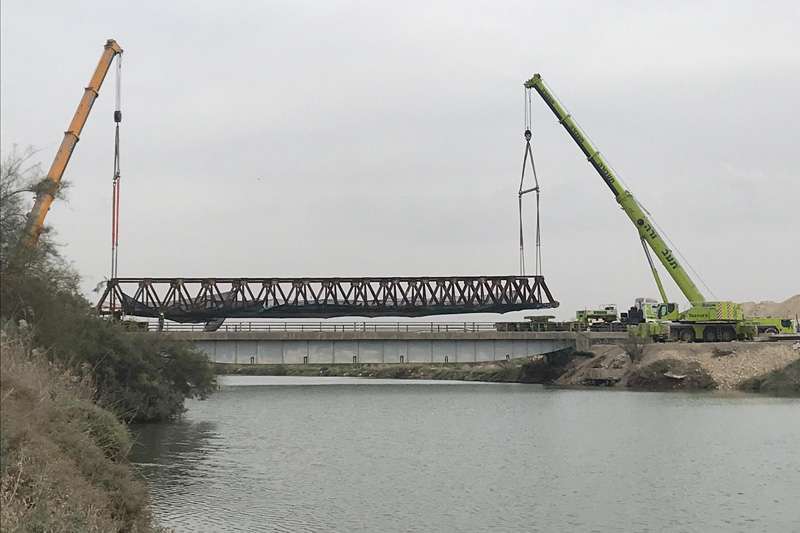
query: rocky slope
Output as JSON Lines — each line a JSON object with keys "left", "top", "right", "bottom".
{"left": 558, "top": 341, "right": 800, "bottom": 393}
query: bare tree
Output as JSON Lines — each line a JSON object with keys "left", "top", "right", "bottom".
{"left": 1, "top": 145, "right": 78, "bottom": 320}
{"left": 1, "top": 146, "right": 41, "bottom": 257}
{"left": 0, "top": 145, "right": 70, "bottom": 271}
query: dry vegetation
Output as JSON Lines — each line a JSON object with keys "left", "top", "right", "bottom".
{"left": 0, "top": 146, "right": 217, "bottom": 531}
{"left": 0, "top": 335, "right": 158, "bottom": 532}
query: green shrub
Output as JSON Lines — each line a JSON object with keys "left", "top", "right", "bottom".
{"left": 1, "top": 147, "right": 215, "bottom": 422}
{"left": 1, "top": 280, "right": 216, "bottom": 422}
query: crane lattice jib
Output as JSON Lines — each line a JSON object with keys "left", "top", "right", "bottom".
{"left": 524, "top": 74, "right": 705, "bottom": 305}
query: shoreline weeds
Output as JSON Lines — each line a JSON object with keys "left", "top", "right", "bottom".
{"left": 213, "top": 341, "right": 800, "bottom": 396}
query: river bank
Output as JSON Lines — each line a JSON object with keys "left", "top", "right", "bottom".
{"left": 558, "top": 340, "right": 800, "bottom": 394}
{"left": 0, "top": 338, "right": 158, "bottom": 532}
{"left": 215, "top": 341, "right": 800, "bottom": 394}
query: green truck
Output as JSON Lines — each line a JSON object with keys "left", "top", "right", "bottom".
{"left": 523, "top": 74, "right": 796, "bottom": 341}
{"left": 575, "top": 305, "right": 618, "bottom": 324}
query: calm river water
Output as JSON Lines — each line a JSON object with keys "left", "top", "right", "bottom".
{"left": 131, "top": 376, "right": 800, "bottom": 532}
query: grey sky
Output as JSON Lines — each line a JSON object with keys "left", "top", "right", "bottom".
{"left": 2, "top": 1, "right": 798, "bottom": 320}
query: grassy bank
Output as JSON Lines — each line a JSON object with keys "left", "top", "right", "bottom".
{"left": 0, "top": 148, "right": 220, "bottom": 531}
{"left": 0, "top": 336, "right": 158, "bottom": 532}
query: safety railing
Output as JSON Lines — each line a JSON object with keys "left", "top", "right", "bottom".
{"left": 132, "top": 321, "right": 501, "bottom": 333}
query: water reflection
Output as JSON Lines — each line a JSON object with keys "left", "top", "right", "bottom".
{"left": 132, "top": 378, "right": 800, "bottom": 532}
{"left": 132, "top": 420, "right": 232, "bottom": 526}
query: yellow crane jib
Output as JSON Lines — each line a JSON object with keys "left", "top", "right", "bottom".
{"left": 18, "top": 39, "right": 123, "bottom": 251}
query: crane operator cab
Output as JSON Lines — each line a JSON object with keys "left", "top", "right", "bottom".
{"left": 656, "top": 302, "right": 679, "bottom": 320}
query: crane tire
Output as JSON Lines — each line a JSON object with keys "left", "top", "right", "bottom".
{"left": 763, "top": 327, "right": 779, "bottom": 335}
{"left": 719, "top": 327, "right": 736, "bottom": 342}
{"left": 679, "top": 328, "right": 695, "bottom": 343}
{"left": 703, "top": 327, "right": 717, "bottom": 342}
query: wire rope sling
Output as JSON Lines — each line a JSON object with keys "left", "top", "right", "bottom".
{"left": 111, "top": 52, "right": 122, "bottom": 280}
{"left": 108, "top": 52, "right": 123, "bottom": 316}
{"left": 517, "top": 86, "right": 543, "bottom": 277}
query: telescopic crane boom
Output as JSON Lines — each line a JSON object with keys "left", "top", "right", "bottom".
{"left": 18, "top": 39, "right": 123, "bottom": 250}
{"left": 522, "top": 73, "right": 799, "bottom": 341}
{"left": 523, "top": 73, "right": 705, "bottom": 306}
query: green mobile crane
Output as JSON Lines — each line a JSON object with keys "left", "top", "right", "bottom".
{"left": 524, "top": 73, "right": 794, "bottom": 341}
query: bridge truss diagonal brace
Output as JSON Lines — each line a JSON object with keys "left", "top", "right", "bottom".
{"left": 97, "top": 275, "right": 560, "bottom": 322}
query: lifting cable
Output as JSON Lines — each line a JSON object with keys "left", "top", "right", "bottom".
{"left": 111, "top": 53, "right": 122, "bottom": 280}
{"left": 518, "top": 87, "right": 542, "bottom": 276}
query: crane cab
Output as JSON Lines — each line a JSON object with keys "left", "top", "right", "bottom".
{"left": 656, "top": 303, "right": 680, "bottom": 321}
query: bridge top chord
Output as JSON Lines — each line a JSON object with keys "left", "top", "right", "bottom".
{"left": 98, "top": 275, "right": 559, "bottom": 322}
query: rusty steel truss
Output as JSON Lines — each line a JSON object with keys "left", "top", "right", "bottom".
{"left": 98, "top": 276, "right": 558, "bottom": 322}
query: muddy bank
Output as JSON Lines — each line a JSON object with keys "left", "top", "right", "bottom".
{"left": 558, "top": 341, "right": 800, "bottom": 394}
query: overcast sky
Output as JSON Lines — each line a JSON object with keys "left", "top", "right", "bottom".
{"left": 2, "top": 1, "right": 798, "bottom": 320}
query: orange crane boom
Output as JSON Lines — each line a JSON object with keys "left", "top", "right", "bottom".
{"left": 19, "top": 39, "right": 123, "bottom": 250}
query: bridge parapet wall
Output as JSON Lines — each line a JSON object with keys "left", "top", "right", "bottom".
{"left": 159, "top": 330, "right": 627, "bottom": 365}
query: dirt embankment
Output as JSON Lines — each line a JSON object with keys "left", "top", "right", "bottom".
{"left": 0, "top": 337, "right": 157, "bottom": 532}
{"left": 740, "top": 294, "right": 800, "bottom": 319}
{"left": 558, "top": 341, "right": 800, "bottom": 394}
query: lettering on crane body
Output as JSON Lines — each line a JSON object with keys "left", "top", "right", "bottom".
{"left": 590, "top": 156, "right": 617, "bottom": 191}
{"left": 660, "top": 249, "right": 679, "bottom": 270}
{"left": 564, "top": 120, "right": 617, "bottom": 191}
{"left": 637, "top": 219, "right": 679, "bottom": 270}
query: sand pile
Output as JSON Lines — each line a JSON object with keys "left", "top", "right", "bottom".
{"left": 740, "top": 294, "right": 800, "bottom": 318}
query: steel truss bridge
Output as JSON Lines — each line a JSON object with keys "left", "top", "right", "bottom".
{"left": 98, "top": 275, "right": 558, "bottom": 322}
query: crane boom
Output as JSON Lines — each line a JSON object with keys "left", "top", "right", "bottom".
{"left": 19, "top": 39, "right": 123, "bottom": 250}
{"left": 524, "top": 73, "right": 706, "bottom": 305}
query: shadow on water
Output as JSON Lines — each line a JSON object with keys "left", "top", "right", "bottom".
{"left": 130, "top": 421, "right": 221, "bottom": 486}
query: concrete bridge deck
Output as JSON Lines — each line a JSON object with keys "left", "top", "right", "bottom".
{"left": 154, "top": 324, "right": 627, "bottom": 365}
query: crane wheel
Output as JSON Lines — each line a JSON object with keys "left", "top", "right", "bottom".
{"left": 679, "top": 328, "right": 695, "bottom": 343}
{"left": 719, "top": 327, "right": 736, "bottom": 342}
{"left": 703, "top": 327, "right": 718, "bottom": 342}
{"left": 763, "top": 327, "right": 779, "bottom": 335}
